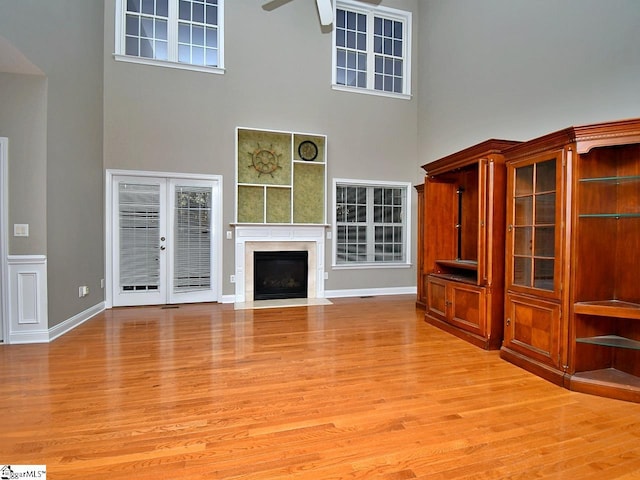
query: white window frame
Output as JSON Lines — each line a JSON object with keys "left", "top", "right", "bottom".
{"left": 114, "top": 0, "right": 225, "bottom": 74}
{"left": 332, "top": 0, "right": 412, "bottom": 99}
{"left": 332, "top": 178, "right": 411, "bottom": 269}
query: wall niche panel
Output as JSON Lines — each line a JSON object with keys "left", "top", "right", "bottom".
{"left": 236, "top": 127, "right": 326, "bottom": 225}
{"left": 237, "top": 185, "right": 264, "bottom": 223}
{"left": 266, "top": 187, "right": 292, "bottom": 223}
{"left": 293, "top": 163, "right": 324, "bottom": 224}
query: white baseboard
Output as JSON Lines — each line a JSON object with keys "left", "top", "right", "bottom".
{"left": 222, "top": 287, "right": 416, "bottom": 304}
{"left": 48, "top": 302, "right": 105, "bottom": 342}
{"left": 324, "top": 286, "right": 417, "bottom": 298}
{"left": 220, "top": 294, "right": 237, "bottom": 304}
{"left": 8, "top": 329, "right": 50, "bottom": 344}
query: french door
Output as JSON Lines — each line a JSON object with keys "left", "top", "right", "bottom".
{"left": 111, "top": 174, "right": 220, "bottom": 307}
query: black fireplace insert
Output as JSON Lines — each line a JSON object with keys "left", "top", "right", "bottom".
{"left": 253, "top": 250, "right": 308, "bottom": 300}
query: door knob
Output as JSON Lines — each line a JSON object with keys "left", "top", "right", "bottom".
{"left": 160, "top": 246, "right": 166, "bottom": 251}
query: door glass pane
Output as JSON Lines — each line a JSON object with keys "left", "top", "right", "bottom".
{"left": 514, "top": 227, "right": 532, "bottom": 256}
{"left": 535, "top": 159, "right": 556, "bottom": 192}
{"left": 173, "top": 185, "right": 212, "bottom": 293}
{"left": 534, "top": 258, "right": 554, "bottom": 290}
{"left": 119, "top": 183, "right": 160, "bottom": 291}
{"left": 534, "top": 227, "right": 555, "bottom": 257}
{"left": 515, "top": 196, "right": 533, "bottom": 225}
{"left": 515, "top": 165, "right": 533, "bottom": 196}
{"left": 514, "top": 257, "right": 532, "bottom": 287}
{"left": 535, "top": 193, "right": 555, "bottom": 224}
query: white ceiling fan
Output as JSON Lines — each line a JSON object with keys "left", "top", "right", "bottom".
{"left": 263, "top": 0, "right": 334, "bottom": 27}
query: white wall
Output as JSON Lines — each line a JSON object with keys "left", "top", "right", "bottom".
{"left": 418, "top": 0, "right": 640, "bottom": 165}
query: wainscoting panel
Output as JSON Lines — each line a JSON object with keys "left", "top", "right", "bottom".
{"left": 7, "top": 255, "right": 48, "bottom": 343}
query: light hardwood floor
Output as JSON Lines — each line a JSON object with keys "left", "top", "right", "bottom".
{"left": 1, "top": 295, "right": 640, "bottom": 479}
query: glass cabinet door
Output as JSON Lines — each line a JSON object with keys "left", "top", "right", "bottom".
{"left": 511, "top": 158, "right": 556, "bottom": 291}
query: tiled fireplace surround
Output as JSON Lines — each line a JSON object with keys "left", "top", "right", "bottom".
{"left": 233, "top": 225, "right": 326, "bottom": 303}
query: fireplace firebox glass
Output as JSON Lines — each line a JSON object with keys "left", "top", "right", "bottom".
{"left": 253, "top": 251, "right": 308, "bottom": 300}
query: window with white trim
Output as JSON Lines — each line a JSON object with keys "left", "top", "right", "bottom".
{"left": 334, "top": 180, "right": 410, "bottom": 266}
{"left": 115, "top": 0, "right": 224, "bottom": 73}
{"left": 333, "top": 1, "right": 411, "bottom": 97}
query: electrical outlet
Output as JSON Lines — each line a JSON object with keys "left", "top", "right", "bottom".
{"left": 100, "top": 278, "right": 104, "bottom": 289}
{"left": 78, "top": 286, "right": 89, "bottom": 297}
{"left": 226, "top": 230, "right": 233, "bottom": 240}
{"left": 230, "top": 275, "right": 235, "bottom": 283}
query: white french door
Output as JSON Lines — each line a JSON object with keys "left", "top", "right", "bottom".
{"left": 110, "top": 174, "right": 220, "bottom": 307}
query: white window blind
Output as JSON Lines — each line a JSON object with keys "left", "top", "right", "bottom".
{"left": 173, "top": 185, "right": 212, "bottom": 293}
{"left": 119, "top": 182, "right": 161, "bottom": 291}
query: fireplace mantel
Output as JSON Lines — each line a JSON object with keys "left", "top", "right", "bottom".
{"left": 233, "top": 224, "right": 327, "bottom": 303}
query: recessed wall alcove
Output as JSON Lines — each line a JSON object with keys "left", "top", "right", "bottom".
{"left": 233, "top": 127, "right": 328, "bottom": 304}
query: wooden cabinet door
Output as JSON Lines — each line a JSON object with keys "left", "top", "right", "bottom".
{"left": 426, "top": 276, "right": 447, "bottom": 322}
{"left": 449, "top": 282, "right": 485, "bottom": 337}
{"left": 427, "top": 276, "right": 486, "bottom": 337}
{"left": 504, "top": 293, "right": 563, "bottom": 370}
{"left": 505, "top": 150, "right": 564, "bottom": 301}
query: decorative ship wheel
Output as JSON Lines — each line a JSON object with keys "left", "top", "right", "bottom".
{"left": 248, "top": 143, "right": 282, "bottom": 177}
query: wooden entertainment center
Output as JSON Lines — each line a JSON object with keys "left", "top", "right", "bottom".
{"left": 418, "top": 118, "right": 640, "bottom": 402}
{"left": 419, "top": 140, "right": 520, "bottom": 350}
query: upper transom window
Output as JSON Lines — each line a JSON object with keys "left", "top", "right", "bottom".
{"left": 115, "top": 0, "right": 224, "bottom": 74}
{"left": 333, "top": 1, "right": 412, "bottom": 98}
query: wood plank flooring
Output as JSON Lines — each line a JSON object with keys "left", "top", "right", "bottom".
{"left": 1, "top": 295, "right": 640, "bottom": 479}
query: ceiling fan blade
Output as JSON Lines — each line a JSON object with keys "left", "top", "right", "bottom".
{"left": 262, "top": 0, "right": 295, "bottom": 12}
{"left": 316, "top": 0, "right": 333, "bottom": 26}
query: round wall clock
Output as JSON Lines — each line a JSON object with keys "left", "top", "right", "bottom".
{"left": 298, "top": 140, "right": 318, "bottom": 161}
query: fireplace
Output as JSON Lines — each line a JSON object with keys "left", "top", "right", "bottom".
{"left": 254, "top": 251, "right": 308, "bottom": 300}
{"left": 233, "top": 225, "right": 326, "bottom": 303}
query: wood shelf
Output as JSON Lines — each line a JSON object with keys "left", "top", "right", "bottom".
{"left": 574, "top": 300, "right": 640, "bottom": 320}
{"left": 430, "top": 272, "right": 477, "bottom": 285}
{"left": 579, "top": 175, "right": 640, "bottom": 184}
{"left": 569, "top": 369, "right": 640, "bottom": 403}
{"left": 576, "top": 335, "right": 640, "bottom": 350}
{"left": 578, "top": 213, "right": 640, "bottom": 219}
{"left": 572, "top": 368, "right": 640, "bottom": 387}
{"left": 435, "top": 259, "right": 478, "bottom": 271}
